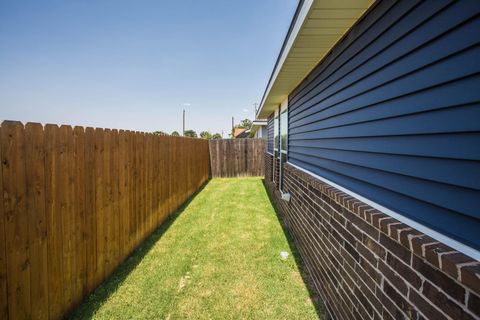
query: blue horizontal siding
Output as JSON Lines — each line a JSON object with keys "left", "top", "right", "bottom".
{"left": 292, "top": 158, "right": 480, "bottom": 250}
{"left": 288, "top": 0, "right": 480, "bottom": 250}
{"left": 267, "top": 114, "right": 274, "bottom": 153}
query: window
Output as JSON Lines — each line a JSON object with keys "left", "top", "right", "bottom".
{"left": 279, "top": 107, "right": 288, "bottom": 191}
{"left": 273, "top": 112, "right": 279, "bottom": 183}
{"left": 280, "top": 109, "right": 287, "bottom": 153}
{"left": 274, "top": 113, "right": 279, "bottom": 151}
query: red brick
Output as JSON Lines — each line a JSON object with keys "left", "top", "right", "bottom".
{"left": 379, "top": 217, "right": 396, "bottom": 234}
{"left": 363, "top": 208, "right": 379, "bottom": 223}
{"left": 353, "top": 201, "right": 368, "bottom": 216}
{"left": 376, "top": 289, "right": 407, "bottom": 320}
{"left": 412, "top": 255, "right": 466, "bottom": 304}
{"left": 344, "top": 259, "right": 357, "bottom": 281}
{"left": 341, "top": 268, "right": 356, "bottom": 291}
{"left": 460, "top": 263, "right": 480, "bottom": 293}
{"left": 342, "top": 195, "right": 356, "bottom": 212}
{"left": 330, "top": 201, "right": 343, "bottom": 217}
{"left": 357, "top": 240, "right": 378, "bottom": 267}
{"left": 468, "top": 292, "right": 480, "bottom": 317}
{"left": 344, "top": 241, "right": 360, "bottom": 263}
{"left": 371, "top": 212, "right": 389, "bottom": 229}
{"left": 441, "top": 252, "right": 473, "bottom": 280}
{"left": 362, "top": 234, "right": 386, "bottom": 260}
{"left": 409, "top": 289, "right": 449, "bottom": 320}
{"left": 346, "top": 308, "right": 359, "bottom": 320}
{"left": 410, "top": 235, "right": 437, "bottom": 257}
{"left": 357, "top": 299, "right": 373, "bottom": 319}
{"left": 381, "top": 308, "right": 395, "bottom": 320}
{"left": 383, "top": 281, "right": 418, "bottom": 319}
{"left": 386, "top": 252, "right": 422, "bottom": 290}
{"left": 380, "top": 233, "right": 411, "bottom": 265}
{"left": 379, "top": 259, "right": 408, "bottom": 296}
{"left": 422, "top": 281, "right": 473, "bottom": 320}
{"left": 364, "top": 286, "right": 384, "bottom": 314}
{"left": 398, "top": 228, "right": 422, "bottom": 249}
{"left": 351, "top": 213, "right": 380, "bottom": 241}
{"left": 345, "top": 220, "right": 363, "bottom": 242}
{"left": 341, "top": 248, "right": 358, "bottom": 268}
{"left": 361, "top": 255, "right": 381, "bottom": 282}
{"left": 388, "top": 223, "right": 409, "bottom": 241}
{"left": 424, "top": 242, "right": 455, "bottom": 268}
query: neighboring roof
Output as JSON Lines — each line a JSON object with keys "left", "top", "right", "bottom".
{"left": 235, "top": 131, "right": 250, "bottom": 139}
{"left": 233, "top": 127, "right": 247, "bottom": 138}
{"left": 233, "top": 128, "right": 251, "bottom": 139}
{"left": 256, "top": 0, "right": 374, "bottom": 118}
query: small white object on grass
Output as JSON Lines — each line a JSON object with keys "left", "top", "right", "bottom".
{"left": 280, "top": 251, "right": 289, "bottom": 260}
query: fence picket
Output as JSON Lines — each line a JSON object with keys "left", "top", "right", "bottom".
{"left": 209, "top": 139, "right": 265, "bottom": 178}
{"left": 25, "top": 123, "right": 49, "bottom": 319}
{"left": 1, "top": 121, "right": 31, "bottom": 319}
{"left": 0, "top": 120, "right": 224, "bottom": 319}
{"left": 0, "top": 126, "right": 8, "bottom": 319}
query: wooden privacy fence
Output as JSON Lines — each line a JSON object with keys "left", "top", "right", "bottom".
{"left": 209, "top": 139, "right": 265, "bottom": 177}
{"left": 0, "top": 121, "right": 210, "bottom": 320}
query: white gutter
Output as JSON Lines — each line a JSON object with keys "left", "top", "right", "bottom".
{"left": 257, "top": 0, "right": 314, "bottom": 118}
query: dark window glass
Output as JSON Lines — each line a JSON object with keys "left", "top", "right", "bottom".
{"left": 280, "top": 109, "right": 287, "bottom": 152}
{"left": 274, "top": 114, "right": 279, "bottom": 151}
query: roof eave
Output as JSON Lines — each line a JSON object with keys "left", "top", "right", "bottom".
{"left": 256, "top": 0, "right": 374, "bottom": 119}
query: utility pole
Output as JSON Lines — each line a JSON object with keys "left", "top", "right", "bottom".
{"left": 183, "top": 109, "right": 185, "bottom": 136}
{"left": 253, "top": 103, "right": 258, "bottom": 116}
{"left": 231, "top": 116, "right": 234, "bottom": 136}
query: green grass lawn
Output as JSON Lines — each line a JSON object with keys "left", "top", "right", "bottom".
{"left": 70, "top": 178, "right": 325, "bottom": 319}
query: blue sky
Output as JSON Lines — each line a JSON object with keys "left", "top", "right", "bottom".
{"left": 0, "top": 0, "right": 297, "bottom": 136}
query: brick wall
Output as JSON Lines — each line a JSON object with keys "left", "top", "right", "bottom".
{"left": 265, "top": 152, "right": 279, "bottom": 189}
{"left": 264, "top": 153, "right": 480, "bottom": 320}
{"left": 265, "top": 152, "right": 273, "bottom": 183}
{"left": 274, "top": 157, "right": 280, "bottom": 188}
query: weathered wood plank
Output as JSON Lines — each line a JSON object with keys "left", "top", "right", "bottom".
{"left": 103, "top": 129, "right": 113, "bottom": 277}
{"left": 84, "top": 127, "right": 96, "bottom": 294}
{"left": 25, "top": 123, "right": 49, "bottom": 319}
{"left": 0, "top": 126, "right": 8, "bottom": 319}
{"left": 59, "top": 125, "right": 75, "bottom": 313}
{"left": 94, "top": 128, "right": 105, "bottom": 286}
{"left": 73, "top": 126, "right": 86, "bottom": 308}
{"left": 111, "top": 129, "right": 119, "bottom": 271}
{"left": 45, "top": 124, "right": 64, "bottom": 319}
{"left": 0, "top": 122, "right": 211, "bottom": 319}
{"left": 2, "top": 121, "right": 31, "bottom": 319}
{"left": 118, "top": 130, "right": 126, "bottom": 262}
{"left": 209, "top": 139, "right": 265, "bottom": 178}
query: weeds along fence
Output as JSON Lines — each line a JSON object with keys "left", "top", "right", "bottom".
{"left": 0, "top": 121, "right": 210, "bottom": 319}
{"left": 209, "top": 139, "right": 265, "bottom": 177}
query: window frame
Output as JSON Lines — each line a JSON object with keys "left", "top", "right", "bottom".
{"left": 280, "top": 108, "right": 288, "bottom": 155}
{"left": 279, "top": 99, "right": 288, "bottom": 191}
{"left": 273, "top": 108, "right": 279, "bottom": 183}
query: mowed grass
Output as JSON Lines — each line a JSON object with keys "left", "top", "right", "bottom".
{"left": 70, "top": 178, "right": 324, "bottom": 320}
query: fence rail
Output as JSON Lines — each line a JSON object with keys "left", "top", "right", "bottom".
{"left": 209, "top": 139, "right": 265, "bottom": 177}
{"left": 0, "top": 121, "right": 210, "bottom": 319}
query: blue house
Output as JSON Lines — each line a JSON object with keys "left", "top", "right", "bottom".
{"left": 256, "top": 1, "right": 480, "bottom": 319}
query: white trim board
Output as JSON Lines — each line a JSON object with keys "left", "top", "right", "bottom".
{"left": 287, "top": 162, "right": 480, "bottom": 261}
{"left": 280, "top": 97, "right": 289, "bottom": 112}
{"left": 260, "top": 0, "right": 314, "bottom": 116}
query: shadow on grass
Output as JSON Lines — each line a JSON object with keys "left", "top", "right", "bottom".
{"left": 261, "top": 178, "right": 329, "bottom": 320}
{"left": 68, "top": 181, "right": 210, "bottom": 319}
